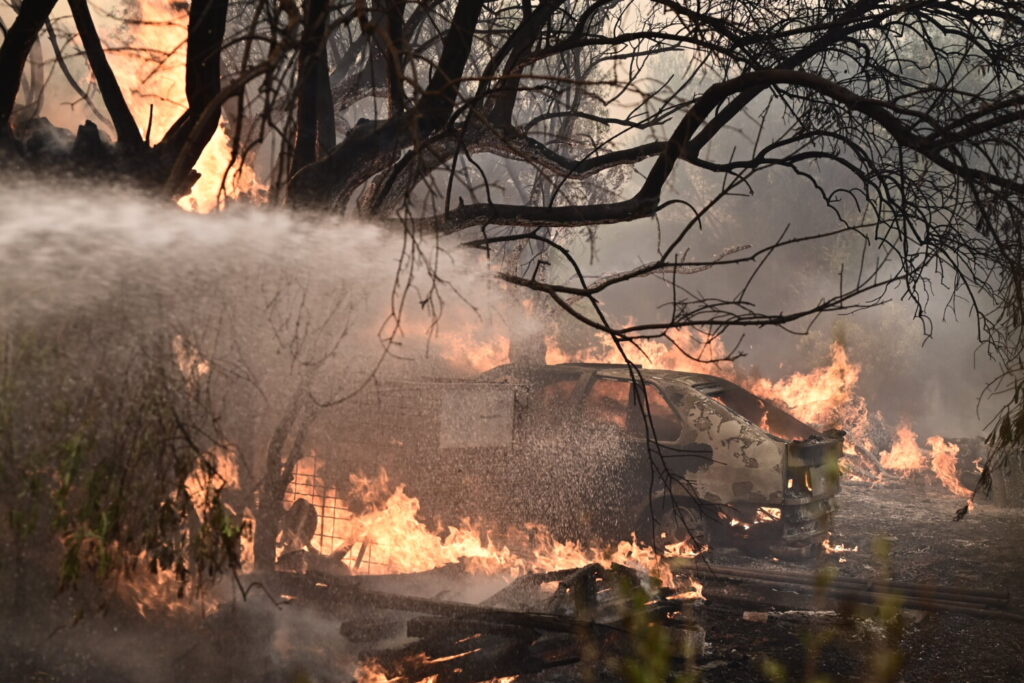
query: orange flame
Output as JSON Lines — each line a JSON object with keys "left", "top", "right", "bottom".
{"left": 354, "top": 660, "right": 394, "bottom": 683}
{"left": 926, "top": 436, "right": 972, "bottom": 498}
{"left": 544, "top": 329, "right": 734, "bottom": 378}
{"left": 879, "top": 423, "right": 927, "bottom": 472}
{"left": 121, "top": 446, "right": 251, "bottom": 617}
{"left": 283, "top": 457, "right": 702, "bottom": 597}
{"left": 750, "top": 342, "right": 874, "bottom": 453}
{"left": 105, "top": 1, "right": 263, "bottom": 211}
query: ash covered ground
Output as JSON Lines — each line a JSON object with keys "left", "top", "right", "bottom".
{"left": 3, "top": 477, "right": 1021, "bottom": 682}
{"left": 697, "top": 480, "right": 1024, "bottom": 682}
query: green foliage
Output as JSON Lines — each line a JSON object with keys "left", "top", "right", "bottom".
{"left": 0, "top": 304, "right": 243, "bottom": 600}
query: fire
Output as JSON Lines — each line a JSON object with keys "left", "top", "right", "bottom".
{"left": 822, "top": 537, "right": 859, "bottom": 554}
{"left": 116, "top": 553, "right": 217, "bottom": 618}
{"left": 282, "top": 457, "right": 703, "bottom": 597}
{"left": 119, "top": 445, "right": 253, "bottom": 617}
{"left": 429, "top": 316, "right": 979, "bottom": 499}
{"left": 102, "top": 1, "right": 263, "bottom": 211}
{"left": 879, "top": 424, "right": 927, "bottom": 472}
{"left": 544, "top": 329, "right": 735, "bottom": 378}
{"left": 750, "top": 342, "right": 873, "bottom": 455}
{"left": 354, "top": 660, "right": 394, "bottom": 683}
{"left": 435, "top": 329, "right": 511, "bottom": 375}
{"left": 876, "top": 427, "right": 972, "bottom": 498}
{"left": 926, "top": 436, "right": 972, "bottom": 498}
{"left": 354, "top": 660, "right": 515, "bottom": 683}
{"left": 750, "top": 343, "right": 860, "bottom": 427}
{"left": 412, "top": 306, "right": 731, "bottom": 379}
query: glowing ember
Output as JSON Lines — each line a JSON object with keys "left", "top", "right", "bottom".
{"left": 822, "top": 537, "right": 859, "bottom": 554}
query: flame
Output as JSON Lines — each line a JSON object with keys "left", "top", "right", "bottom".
{"left": 926, "top": 436, "right": 972, "bottom": 497}
{"left": 355, "top": 660, "right": 516, "bottom": 683}
{"left": 879, "top": 423, "right": 927, "bottom": 472}
{"left": 822, "top": 537, "right": 858, "bottom": 554}
{"left": 354, "top": 660, "right": 395, "bottom": 683}
{"left": 876, "top": 429, "right": 972, "bottom": 498}
{"left": 544, "top": 329, "right": 734, "bottom": 378}
{"left": 283, "top": 457, "right": 703, "bottom": 597}
{"left": 103, "top": 1, "right": 263, "bottom": 211}
{"left": 750, "top": 342, "right": 873, "bottom": 454}
{"left": 116, "top": 553, "right": 216, "bottom": 618}
{"left": 120, "top": 446, "right": 251, "bottom": 617}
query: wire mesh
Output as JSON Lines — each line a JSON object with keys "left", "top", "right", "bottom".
{"left": 282, "top": 457, "right": 391, "bottom": 574}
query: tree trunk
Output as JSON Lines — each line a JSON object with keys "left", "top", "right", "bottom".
{"left": 68, "top": 0, "right": 143, "bottom": 150}
{"left": 0, "top": 0, "right": 58, "bottom": 138}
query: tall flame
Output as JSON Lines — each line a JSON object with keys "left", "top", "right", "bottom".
{"left": 926, "top": 435, "right": 972, "bottom": 498}
{"left": 103, "top": 1, "right": 263, "bottom": 211}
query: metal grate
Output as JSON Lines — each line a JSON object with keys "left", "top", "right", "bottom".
{"left": 282, "top": 457, "right": 391, "bottom": 574}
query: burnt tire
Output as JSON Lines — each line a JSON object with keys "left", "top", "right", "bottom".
{"left": 634, "top": 495, "right": 707, "bottom": 550}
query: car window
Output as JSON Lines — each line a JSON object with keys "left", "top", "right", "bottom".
{"left": 583, "top": 378, "right": 632, "bottom": 430}
{"left": 523, "top": 373, "right": 581, "bottom": 427}
{"left": 539, "top": 377, "right": 578, "bottom": 406}
{"left": 644, "top": 384, "right": 682, "bottom": 441}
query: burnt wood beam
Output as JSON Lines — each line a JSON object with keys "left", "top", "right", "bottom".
{"left": 67, "top": 0, "right": 143, "bottom": 150}
{"left": 0, "top": 0, "right": 59, "bottom": 139}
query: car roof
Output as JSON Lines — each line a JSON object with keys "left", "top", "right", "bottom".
{"left": 481, "top": 362, "right": 819, "bottom": 439}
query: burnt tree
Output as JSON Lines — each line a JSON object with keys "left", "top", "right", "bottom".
{"left": 2, "top": 0, "right": 1024, "bottom": 555}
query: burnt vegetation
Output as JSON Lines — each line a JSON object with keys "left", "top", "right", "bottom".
{"left": 1, "top": 0, "right": 1024, "bottom": 679}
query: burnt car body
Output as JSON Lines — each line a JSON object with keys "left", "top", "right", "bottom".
{"left": 326, "top": 363, "right": 843, "bottom": 558}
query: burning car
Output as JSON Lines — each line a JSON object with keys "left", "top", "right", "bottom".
{"left": 311, "top": 362, "right": 843, "bottom": 560}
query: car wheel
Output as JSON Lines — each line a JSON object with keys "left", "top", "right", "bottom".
{"left": 634, "top": 495, "right": 707, "bottom": 551}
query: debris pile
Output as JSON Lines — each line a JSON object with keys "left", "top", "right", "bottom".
{"left": 274, "top": 563, "right": 704, "bottom": 682}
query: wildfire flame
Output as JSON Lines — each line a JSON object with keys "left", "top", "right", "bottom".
{"left": 880, "top": 424, "right": 928, "bottom": 472}
{"left": 283, "top": 457, "right": 703, "bottom": 599}
{"left": 427, "top": 315, "right": 977, "bottom": 499}
{"left": 104, "top": 1, "right": 263, "bottom": 211}
{"left": 543, "top": 329, "right": 734, "bottom": 378}
{"left": 925, "top": 435, "right": 972, "bottom": 498}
